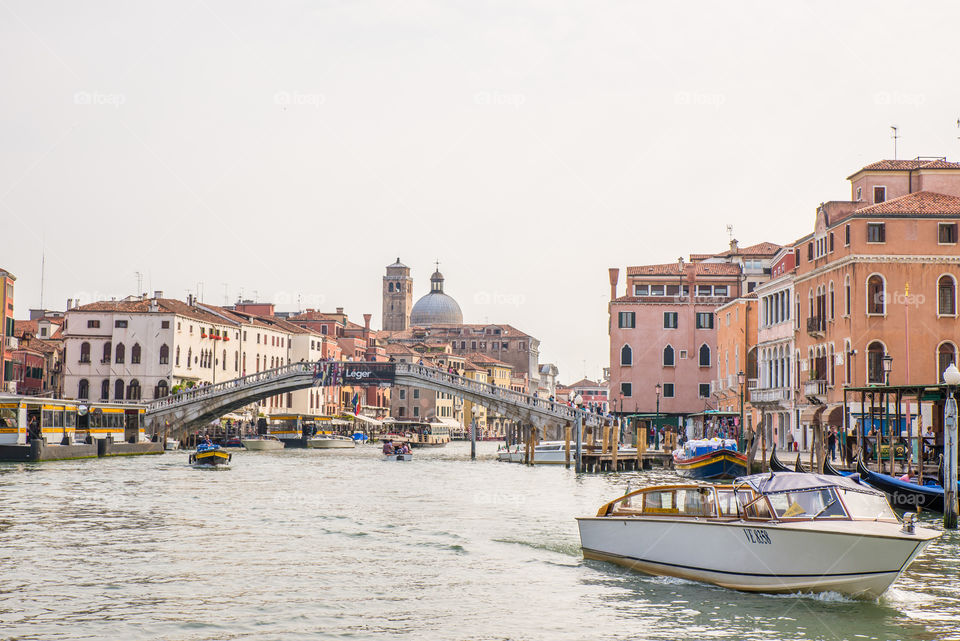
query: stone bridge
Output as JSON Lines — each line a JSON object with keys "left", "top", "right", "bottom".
{"left": 143, "top": 361, "right": 601, "bottom": 438}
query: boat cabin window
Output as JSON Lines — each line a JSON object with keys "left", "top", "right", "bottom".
{"left": 0, "top": 408, "right": 18, "bottom": 428}
{"left": 838, "top": 489, "right": 898, "bottom": 522}
{"left": 766, "top": 488, "right": 847, "bottom": 520}
{"left": 641, "top": 490, "right": 674, "bottom": 513}
{"left": 717, "top": 490, "right": 752, "bottom": 517}
{"left": 637, "top": 488, "right": 717, "bottom": 517}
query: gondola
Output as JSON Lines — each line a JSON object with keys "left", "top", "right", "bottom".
{"left": 823, "top": 457, "right": 850, "bottom": 477}
{"left": 769, "top": 447, "right": 793, "bottom": 472}
{"left": 794, "top": 452, "right": 808, "bottom": 473}
{"left": 856, "top": 456, "right": 945, "bottom": 512}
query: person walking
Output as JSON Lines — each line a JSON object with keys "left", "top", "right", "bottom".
{"left": 786, "top": 429, "right": 795, "bottom": 453}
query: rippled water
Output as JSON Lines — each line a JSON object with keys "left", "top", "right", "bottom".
{"left": 1, "top": 441, "right": 958, "bottom": 640}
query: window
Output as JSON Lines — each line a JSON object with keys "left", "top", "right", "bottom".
{"left": 696, "top": 313, "right": 714, "bottom": 329}
{"left": 618, "top": 311, "right": 636, "bottom": 328}
{"left": 856, "top": 186, "right": 862, "bottom": 201}
{"left": 696, "top": 285, "right": 712, "bottom": 297}
{"left": 844, "top": 275, "right": 851, "bottom": 316}
{"left": 399, "top": 388, "right": 406, "bottom": 400}
{"left": 845, "top": 224, "right": 850, "bottom": 246}
{"left": 87, "top": 320, "right": 100, "bottom": 329}
{"left": 78, "top": 379, "right": 89, "bottom": 399}
{"left": 698, "top": 383, "right": 710, "bottom": 398}
{"left": 127, "top": 379, "right": 141, "bottom": 401}
{"left": 807, "top": 243, "right": 813, "bottom": 261}
{"left": 413, "top": 407, "right": 419, "bottom": 417}
{"left": 939, "top": 223, "right": 958, "bottom": 244}
{"left": 620, "top": 382, "right": 632, "bottom": 397}
{"left": 131, "top": 343, "right": 141, "bottom": 364}
{"left": 101, "top": 341, "right": 111, "bottom": 364}
{"left": 115, "top": 320, "right": 128, "bottom": 328}
{"left": 714, "top": 286, "right": 728, "bottom": 297}
{"left": 156, "top": 344, "right": 169, "bottom": 365}
{"left": 100, "top": 379, "right": 109, "bottom": 400}
{"left": 662, "top": 383, "right": 674, "bottom": 398}
{"left": 939, "top": 343, "right": 957, "bottom": 378}
{"left": 873, "top": 186, "right": 886, "bottom": 203}
{"left": 939, "top": 276, "right": 957, "bottom": 315}
{"left": 699, "top": 344, "right": 711, "bottom": 367}
{"left": 79, "top": 342, "right": 91, "bottom": 363}
{"left": 866, "top": 275, "right": 885, "bottom": 315}
{"left": 620, "top": 345, "right": 633, "bottom": 366}
{"left": 829, "top": 233, "right": 834, "bottom": 252}
{"left": 828, "top": 282, "right": 835, "bottom": 320}
{"left": 867, "top": 342, "right": 885, "bottom": 384}
{"left": 115, "top": 343, "right": 125, "bottom": 364}
{"left": 155, "top": 380, "right": 169, "bottom": 399}
{"left": 663, "top": 312, "right": 678, "bottom": 329}
{"left": 175, "top": 346, "right": 180, "bottom": 366}
{"left": 115, "top": 379, "right": 125, "bottom": 400}
{"left": 867, "top": 223, "right": 886, "bottom": 243}
{"left": 663, "top": 345, "right": 675, "bottom": 367}
{"left": 413, "top": 389, "right": 420, "bottom": 399}
{"left": 161, "top": 320, "right": 170, "bottom": 329}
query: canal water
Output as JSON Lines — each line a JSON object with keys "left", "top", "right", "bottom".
{"left": 1, "top": 441, "right": 958, "bottom": 641}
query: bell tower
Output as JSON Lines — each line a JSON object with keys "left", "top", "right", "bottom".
{"left": 382, "top": 258, "right": 413, "bottom": 331}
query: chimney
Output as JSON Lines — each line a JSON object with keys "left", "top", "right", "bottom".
{"left": 66, "top": 298, "right": 73, "bottom": 310}
{"left": 336, "top": 307, "right": 344, "bottom": 315}
{"left": 730, "top": 238, "right": 739, "bottom": 252}
{"left": 363, "top": 313, "right": 371, "bottom": 330}
{"left": 154, "top": 290, "right": 163, "bottom": 299}
{"left": 608, "top": 268, "right": 619, "bottom": 301}
{"left": 187, "top": 294, "right": 194, "bottom": 306}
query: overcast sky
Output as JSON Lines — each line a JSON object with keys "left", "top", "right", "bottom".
{"left": 3, "top": 1, "right": 960, "bottom": 383}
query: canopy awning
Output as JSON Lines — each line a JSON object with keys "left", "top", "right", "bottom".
{"left": 430, "top": 417, "right": 462, "bottom": 429}
{"left": 736, "top": 471, "right": 883, "bottom": 496}
{"left": 825, "top": 404, "right": 845, "bottom": 427}
{"left": 798, "top": 405, "right": 826, "bottom": 425}
{"left": 345, "top": 413, "right": 383, "bottom": 426}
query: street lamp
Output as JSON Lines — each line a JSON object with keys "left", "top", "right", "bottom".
{"left": 654, "top": 383, "right": 662, "bottom": 450}
{"left": 943, "top": 363, "right": 960, "bottom": 529}
{"left": 882, "top": 355, "right": 893, "bottom": 386}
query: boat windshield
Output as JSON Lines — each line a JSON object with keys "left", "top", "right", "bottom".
{"left": 765, "top": 488, "right": 847, "bottom": 519}
{"left": 604, "top": 487, "right": 718, "bottom": 518}
{"left": 838, "top": 488, "right": 899, "bottom": 522}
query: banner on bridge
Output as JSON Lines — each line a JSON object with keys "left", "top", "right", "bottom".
{"left": 318, "top": 362, "right": 396, "bottom": 386}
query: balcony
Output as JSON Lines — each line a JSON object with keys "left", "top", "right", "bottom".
{"left": 750, "top": 387, "right": 792, "bottom": 405}
{"left": 4, "top": 336, "right": 18, "bottom": 350}
{"left": 806, "top": 316, "right": 825, "bottom": 338}
{"left": 803, "top": 379, "right": 828, "bottom": 401}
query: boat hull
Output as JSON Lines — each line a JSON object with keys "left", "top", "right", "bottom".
{"left": 674, "top": 449, "right": 748, "bottom": 480}
{"left": 190, "top": 449, "right": 231, "bottom": 466}
{"left": 307, "top": 438, "right": 355, "bottom": 449}
{"left": 383, "top": 453, "right": 413, "bottom": 461}
{"left": 858, "top": 458, "right": 947, "bottom": 512}
{"left": 241, "top": 439, "right": 284, "bottom": 451}
{"left": 577, "top": 516, "right": 935, "bottom": 598}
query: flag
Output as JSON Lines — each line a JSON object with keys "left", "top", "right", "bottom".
{"left": 352, "top": 392, "right": 360, "bottom": 415}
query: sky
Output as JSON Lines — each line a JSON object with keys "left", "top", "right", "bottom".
{"left": 3, "top": 1, "right": 960, "bottom": 383}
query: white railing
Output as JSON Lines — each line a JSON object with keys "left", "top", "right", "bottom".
{"left": 749, "top": 387, "right": 792, "bottom": 404}
{"left": 146, "top": 362, "right": 315, "bottom": 412}
{"left": 803, "top": 379, "right": 827, "bottom": 398}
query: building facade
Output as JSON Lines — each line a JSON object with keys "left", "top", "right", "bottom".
{"left": 1, "top": 268, "right": 15, "bottom": 392}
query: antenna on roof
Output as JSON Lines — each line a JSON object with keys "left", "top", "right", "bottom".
{"left": 135, "top": 271, "right": 143, "bottom": 297}
{"left": 726, "top": 224, "right": 733, "bottom": 242}
{"left": 891, "top": 125, "right": 899, "bottom": 159}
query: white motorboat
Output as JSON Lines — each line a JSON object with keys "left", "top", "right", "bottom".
{"left": 241, "top": 435, "right": 285, "bottom": 451}
{"left": 164, "top": 439, "right": 180, "bottom": 451}
{"left": 383, "top": 453, "right": 413, "bottom": 461}
{"left": 307, "top": 433, "right": 356, "bottom": 449}
{"left": 577, "top": 472, "right": 940, "bottom": 598}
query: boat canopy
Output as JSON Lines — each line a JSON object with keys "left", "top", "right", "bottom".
{"left": 735, "top": 472, "right": 884, "bottom": 497}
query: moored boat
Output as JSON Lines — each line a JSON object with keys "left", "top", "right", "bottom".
{"left": 672, "top": 438, "right": 748, "bottom": 480}
{"left": 164, "top": 439, "right": 180, "bottom": 451}
{"left": 307, "top": 433, "right": 356, "bottom": 449}
{"left": 856, "top": 456, "right": 952, "bottom": 513}
{"left": 769, "top": 447, "right": 792, "bottom": 472}
{"left": 189, "top": 443, "right": 231, "bottom": 466}
{"left": 577, "top": 472, "right": 939, "bottom": 598}
{"left": 241, "top": 435, "right": 285, "bottom": 451}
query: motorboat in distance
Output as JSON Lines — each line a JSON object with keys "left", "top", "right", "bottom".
{"left": 189, "top": 443, "right": 232, "bottom": 467}
{"left": 577, "top": 471, "right": 939, "bottom": 598}
{"left": 241, "top": 435, "right": 285, "bottom": 451}
{"left": 307, "top": 433, "right": 356, "bottom": 449}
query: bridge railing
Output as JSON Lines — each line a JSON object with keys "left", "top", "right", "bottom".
{"left": 146, "top": 361, "right": 316, "bottom": 412}
{"left": 394, "top": 362, "right": 600, "bottom": 426}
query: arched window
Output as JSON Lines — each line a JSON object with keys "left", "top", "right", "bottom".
{"left": 80, "top": 342, "right": 91, "bottom": 363}
{"left": 78, "top": 379, "right": 89, "bottom": 399}
{"left": 828, "top": 344, "right": 835, "bottom": 386}
{"left": 620, "top": 344, "right": 633, "bottom": 366}
{"left": 115, "top": 379, "right": 125, "bottom": 400}
{"left": 866, "top": 275, "right": 885, "bottom": 315}
{"left": 388, "top": 282, "right": 394, "bottom": 292}
{"left": 699, "top": 344, "right": 711, "bottom": 367}
{"left": 844, "top": 339, "right": 852, "bottom": 384}
{"left": 828, "top": 282, "right": 835, "bottom": 320}
{"left": 100, "top": 379, "right": 110, "bottom": 400}
{"left": 867, "top": 342, "right": 885, "bottom": 384}
{"left": 155, "top": 380, "right": 169, "bottom": 399}
{"left": 844, "top": 275, "right": 851, "bottom": 316}
{"left": 175, "top": 346, "right": 180, "bottom": 366}
{"left": 127, "top": 379, "right": 141, "bottom": 400}
{"left": 131, "top": 343, "right": 141, "bottom": 364}
{"left": 115, "top": 342, "right": 125, "bottom": 364}
{"left": 938, "top": 342, "right": 957, "bottom": 379}
{"left": 187, "top": 348, "right": 192, "bottom": 368}
{"left": 102, "top": 341, "right": 111, "bottom": 364}
{"left": 159, "top": 344, "right": 169, "bottom": 365}
{"left": 938, "top": 275, "right": 956, "bottom": 315}
{"left": 663, "top": 345, "right": 675, "bottom": 367}
{"left": 222, "top": 349, "right": 227, "bottom": 370}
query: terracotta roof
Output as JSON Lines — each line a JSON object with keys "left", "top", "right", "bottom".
{"left": 464, "top": 353, "right": 512, "bottom": 368}
{"left": 848, "top": 158, "right": 960, "bottom": 178}
{"left": 73, "top": 298, "right": 234, "bottom": 326}
{"left": 626, "top": 263, "right": 742, "bottom": 277}
{"left": 853, "top": 191, "right": 960, "bottom": 216}
{"left": 15, "top": 336, "right": 61, "bottom": 355}
{"left": 385, "top": 343, "right": 421, "bottom": 355}
{"left": 287, "top": 310, "right": 345, "bottom": 324}
{"left": 569, "top": 378, "right": 600, "bottom": 388}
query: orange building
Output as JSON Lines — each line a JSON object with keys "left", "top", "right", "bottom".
{"left": 1, "top": 268, "right": 15, "bottom": 391}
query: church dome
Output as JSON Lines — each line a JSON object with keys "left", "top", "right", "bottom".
{"left": 410, "top": 270, "right": 463, "bottom": 326}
